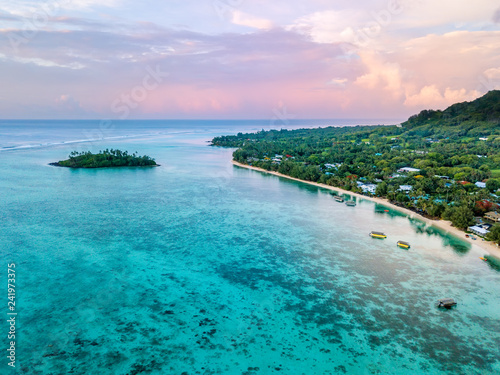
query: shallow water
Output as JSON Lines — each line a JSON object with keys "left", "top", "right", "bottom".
{"left": 1, "top": 121, "right": 499, "bottom": 374}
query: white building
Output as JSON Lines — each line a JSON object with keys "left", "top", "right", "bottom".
{"left": 325, "top": 163, "right": 342, "bottom": 169}
{"left": 468, "top": 225, "right": 489, "bottom": 237}
{"left": 475, "top": 182, "right": 486, "bottom": 188}
{"left": 399, "top": 185, "right": 413, "bottom": 192}
{"left": 361, "top": 184, "right": 377, "bottom": 194}
{"left": 397, "top": 167, "right": 421, "bottom": 173}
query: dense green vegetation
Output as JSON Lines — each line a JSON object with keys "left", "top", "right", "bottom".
{"left": 52, "top": 149, "right": 157, "bottom": 168}
{"left": 404, "top": 90, "right": 500, "bottom": 130}
{"left": 212, "top": 91, "right": 500, "bottom": 237}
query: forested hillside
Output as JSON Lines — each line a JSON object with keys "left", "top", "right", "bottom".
{"left": 212, "top": 91, "right": 500, "bottom": 239}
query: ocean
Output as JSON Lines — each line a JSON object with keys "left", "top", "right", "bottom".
{"left": 1, "top": 119, "right": 499, "bottom": 375}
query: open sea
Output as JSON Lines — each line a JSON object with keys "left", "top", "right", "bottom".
{"left": 1, "top": 119, "right": 499, "bottom": 375}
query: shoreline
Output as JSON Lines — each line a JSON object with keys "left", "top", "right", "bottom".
{"left": 232, "top": 160, "right": 500, "bottom": 258}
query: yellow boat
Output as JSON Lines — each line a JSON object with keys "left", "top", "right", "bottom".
{"left": 370, "top": 231, "right": 387, "bottom": 239}
{"left": 397, "top": 241, "right": 410, "bottom": 249}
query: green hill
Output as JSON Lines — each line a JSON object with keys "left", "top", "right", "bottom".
{"left": 211, "top": 90, "right": 500, "bottom": 231}
{"left": 402, "top": 90, "right": 500, "bottom": 129}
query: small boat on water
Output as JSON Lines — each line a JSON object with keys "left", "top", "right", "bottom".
{"left": 345, "top": 201, "right": 356, "bottom": 207}
{"left": 370, "top": 231, "right": 387, "bottom": 239}
{"left": 437, "top": 298, "right": 457, "bottom": 309}
{"left": 483, "top": 254, "right": 500, "bottom": 267}
{"left": 334, "top": 196, "right": 344, "bottom": 203}
{"left": 397, "top": 240, "right": 410, "bottom": 249}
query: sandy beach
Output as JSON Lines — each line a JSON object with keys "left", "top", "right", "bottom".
{"left": 232, "top": 160, "right": 500, "bottom": 257}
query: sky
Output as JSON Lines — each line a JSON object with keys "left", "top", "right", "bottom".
{"left": 1, "top": 0, "right": 500, "bottom": 120}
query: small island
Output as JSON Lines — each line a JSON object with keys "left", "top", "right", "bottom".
{"left": 50, "top": 149, "right": 158, "bottom": 168}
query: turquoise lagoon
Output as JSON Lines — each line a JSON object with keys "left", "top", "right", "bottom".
{"left": 1, "top": 120, "right": 499, "bottom": 375}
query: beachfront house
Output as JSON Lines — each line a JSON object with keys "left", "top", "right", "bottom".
{"left": 482, "top": 223, "right": 492, "bottom": 231}
{"left": 468, "top": 224, "right": 491, "bottom": 237}
{"left": 399, "top": 185, "right": 413, "bottom": 193}
{"left": 361, "top": 184, "right": 377, "bottom": 194}
{"left": 397, "top": 167, "right": 421, "bottom": 173}
{"left": 485, "top": 211, "right": 500, "bottom": 222}
{"left": 475, "top": 181, "right": 486, "bottom": 188}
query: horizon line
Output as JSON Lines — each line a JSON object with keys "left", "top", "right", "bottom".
{"left": 0, "top": 118, "right": 405, "bottom": 122}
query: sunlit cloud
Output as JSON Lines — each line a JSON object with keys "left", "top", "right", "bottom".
{"left": 404, "top": 85, "right": 481, "bottom": 108}
{"left": 354, "top": 51, "right": 404, "bottom": 95}
{"left": 231, "top": 10, "right": 273, "bottom": 30}
{"left": 327, "top": 78, "right": 348, "bottom": 88}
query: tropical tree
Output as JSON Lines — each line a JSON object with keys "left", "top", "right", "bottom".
{"left": 486, "top": 225, "right": 500, "bottom": 244}
{"left": 486, "top": 179, "right": 500, "bottom": 193}
{"left": 450, "top": 206, "right": 474, "bottom": 229}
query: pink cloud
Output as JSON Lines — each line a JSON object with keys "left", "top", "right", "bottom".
{"left": 0, "top": 9, "right": 499, "bottom": 120}
{"left": 404, "top": 85, "right": 481, "bottom": 108}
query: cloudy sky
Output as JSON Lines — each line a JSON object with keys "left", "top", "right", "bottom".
{"left": 1, "top": 0, "right": 499, "bottom": 119}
